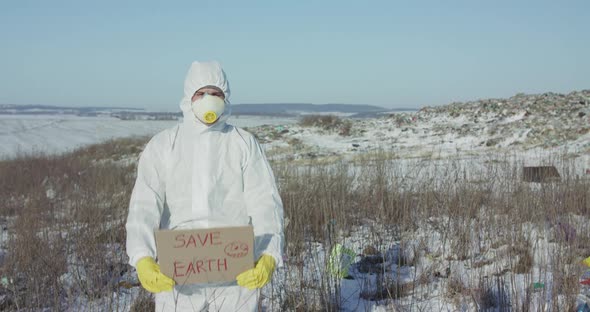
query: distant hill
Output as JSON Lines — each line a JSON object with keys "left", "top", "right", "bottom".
{"left": 232, "top": 103, "right": 415, "bottom": 117}
{"left": 0, "top": 104, "right": 143, "bottom": 116}
{"left": 1, "top": 103, "right": 416, "bottom": 118}
{"left": 0, "top": 104, "right": 179, "bottom": 120}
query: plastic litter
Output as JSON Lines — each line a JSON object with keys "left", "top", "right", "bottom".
{"left": 328, "top": 243, "right": 356, "bottom": 279}
{"left": 532, "top": 282, "right": 544, "bottom": 290}
{"left": 577, "top": 302, "right": 590, "bottom": 312}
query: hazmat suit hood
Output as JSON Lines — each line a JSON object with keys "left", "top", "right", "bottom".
{"left": 179, "top": 61, "right": 232, "bottom": 130}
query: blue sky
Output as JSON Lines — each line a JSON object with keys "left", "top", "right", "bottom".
{"left": 0, "top": 0, "right": 588, "bottom": 111}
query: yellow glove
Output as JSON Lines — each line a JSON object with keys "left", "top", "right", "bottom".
{"left": 136, "top": 257, "right": 175, "bottom": 293}
{"left": 236, "top": 254, "right": 276, "bottom": 290}
{"left": 583, "top": 256, "right": 590, "bottom": 267}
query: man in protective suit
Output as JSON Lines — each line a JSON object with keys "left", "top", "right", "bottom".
{"left": 125, "top": 61, "right": 284, "bottom": 311}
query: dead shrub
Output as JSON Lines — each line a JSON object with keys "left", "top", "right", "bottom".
{"left": 511, "top": 241, "right": 533, "bottom": 274}
{"left": 278, "top": 161, "right": 357, "bottom": 250}
{"left": 338, "top": 120, "right": 352, "bottom": 136}
{"left": 549, "top": 272, "right": 579, "bottom": 311}
{"left": 298, "top": 115, "right": 352, "bottom": 135}
{"left": 446, "top": 276, "right": 468, "bottom": 298}
{"left": 130, "top": 291, "right": 155, "bottom": 312}
{"left": 5, "top": 209, "right": 68, "bottom": 310}
{"left": 477, "top": 276, "right": 511, "bottom": 311}
{"left": 69, "top": 219, "right": 129, "bottom": 299}
{"left": 0, "top": 153, "right": 85, "bottom": 216}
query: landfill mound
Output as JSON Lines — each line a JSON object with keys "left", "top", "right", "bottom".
{"left": 412, "top": 90, "right": 590, "bottom": 149}
{"left": 250, "top": 89, "right": 590, "bottom": 162}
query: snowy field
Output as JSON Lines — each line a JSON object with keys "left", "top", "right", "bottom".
{"left": 0, "top": 115, "right": 297, "bottom": 159}
{"left": 1, "top": 91, "right": 590, "bottom": 311}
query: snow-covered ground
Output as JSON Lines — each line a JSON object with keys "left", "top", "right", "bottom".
{"left": 0, "top": 115, "right": 297, "bottom": 159}
{"left": 250, "top": 90, "right": 590, "bottom": 176}
{"left": 2, "top": 90, "right": 589, "bottom": 311}
{"left": 255, "top": 117, "right": 590, "bottom": 178}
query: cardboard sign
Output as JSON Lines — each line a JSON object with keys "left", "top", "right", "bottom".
{"left": 155, "top": 225, "right": 254, "bottom": 285}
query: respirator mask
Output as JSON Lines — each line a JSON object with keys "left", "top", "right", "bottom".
{"left": 191, "top": 93, "right": 226, "bottom": 125}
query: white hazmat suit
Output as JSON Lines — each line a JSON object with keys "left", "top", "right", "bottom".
{"left": 125, "top": 61, "right": 284, "bottom": 311}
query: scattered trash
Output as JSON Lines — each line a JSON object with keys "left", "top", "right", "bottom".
{"left": 532, "top": 282, "right": 544, "bottom": 290}
{"left": 415, "top": 90, "right": 590, "bottom": 149}
{"left": 485, "top": 138, "right": 501, "bottom": 147}
{"left": 434, "top": 267, "right": 451, "bottom": 278}
{"left": 357, "top": 253, "right": 386, "bottom": 274}
{"left": 1, "top": 276, "right": 8, "bottom": 287}
{"left": 578, "top": 302, "right": 590, "bottom": 312}
{"left": 583, "top": 256, "right": 590, "bottom": 267}
{"left": 581, "top": 271, "right": 590, "bottom": 286}
{"left": 328, "top": 243, "right": 356, "bottom": 279}
{"left": 243, "top": 89, "right": 589, "bottom": 160}
{"left": 363, "top": 245, "right": 379, "bottom": 256}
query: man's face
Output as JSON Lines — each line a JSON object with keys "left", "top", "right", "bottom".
{"left": 191, "top": 86, "right": 225, "bottom": 102}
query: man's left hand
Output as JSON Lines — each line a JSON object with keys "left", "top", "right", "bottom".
{"left": 236, "top": 254, "right": 276, "bottom": 290}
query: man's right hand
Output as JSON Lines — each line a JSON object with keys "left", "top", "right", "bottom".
{"left": 136, "top": 257, "right": 175, "bottom": 293}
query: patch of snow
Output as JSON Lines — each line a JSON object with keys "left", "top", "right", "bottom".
{"left": 0, "top": 115, "right": 297, "bottom": 159}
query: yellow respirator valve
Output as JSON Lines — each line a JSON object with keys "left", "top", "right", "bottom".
{"left": 204, "top": 111, "right": 218, "bottom": 123}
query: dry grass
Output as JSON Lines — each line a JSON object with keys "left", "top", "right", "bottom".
{"left": 0, "top": 137, "right": 147, "bottom": 310}
{"left": 274, "top": 153, "right": 589, "bottom": 310}
{"left": 129, "top": 291, "right": 155, "bottom": 312}
{"left": 0, "top": 137, "right": 588, "bottom": 311}
{"left": 298, "top": 114, "right": 353, "bottom": 136}
{"left": 477, "top": 276, "right": 511, "bottom": 311}
{"left": 510, "top": 241, "right": 534, "bottom": 274}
